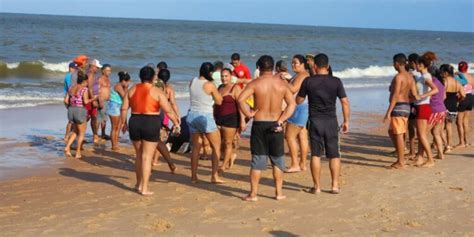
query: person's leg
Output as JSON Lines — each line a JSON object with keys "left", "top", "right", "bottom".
{"left": 109, "top": 116, "right": 120, "bottom": 150}
{"left": 285, "top": 123, "right": 302, "bottom": 172}
{"left": 432, "top": 123, "right": 445, "bottom": 160}
{"left": 463, "top": 112, "right": 470, "bottom": 146}
{"left": 408, "top": 120, "right": 417, "bottom": 158}
{"left": 329, "top": 158, "right": 341, "bottom": 192}
{"left": 416, "top": 119, "right": 434, "bottom": 167}
{"left": 298, "top": 127, "right": 309, "bottom": 171}
{"left": 64, "top": 124, "right": 77, "bottom": 157}
{"left": 205, "top": 130, "right": 224, "bottom": 183}
{"left": 456, "top": 112, "right": 466, "bottom": 148}
{"left": 243, "top": 169, "right": 261, "bottom": 201}
{"left": 272, "top": 165, "right": 285, "bottom": 200}
{"left": 190, "top": 133, "right": 202, "bottom": 183}
{"left": 200, "top": 135, "right": 211, "bottom": 160}
{"left": 132, "top": 140, "right": 142, "bottom": 190}
{"left": 91, "top": 114, "right": 99, "bottom": 143}
{"left": 140, "top": 140, "right": 159, "bottom": 195}
{"left": 310, "top": 156, "right": 321, "bottom": 192}
{"left": 75, "top": 123, "right": 87, "bottom": 158}
{"left": 219, "top": 127, "right": 237, "bottom": 171}
{"left": 445, "top": 120, "right": 453, "bottom": 152}
{"left": 156, "top": 140, "right": 176, "bottom": 173}
{"left": 64, "top": 122, "right": 72, "bottom": 142}
{"left": 389, "top": 130, "right": 406, "bottom": 169}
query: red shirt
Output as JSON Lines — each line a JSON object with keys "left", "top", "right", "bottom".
{"left": 233, "top": 63, "right": 251, "bottom": 88}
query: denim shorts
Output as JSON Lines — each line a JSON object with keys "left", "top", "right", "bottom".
{"left": 287, "top": 103, "right": 309, "bottom": 127}
{"left": 186, "top": 110, "right": 218, "bottom": 134}
{"left": 108, "top": 101, "right": 121, "bottom": 117}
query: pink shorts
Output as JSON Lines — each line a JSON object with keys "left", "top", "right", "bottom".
{"left": 429, "top": 111, "right": 446, "bottom": 125}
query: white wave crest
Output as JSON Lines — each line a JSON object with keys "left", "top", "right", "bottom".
{"left": 333, "top": 65, "right": 397, "bottom": 79}
{"left": 0, "top": 95, "right": 63, "bottom": 102}
{"left": 39, "top": 61, "right": 69, "bottom": 72}
{"left": 6, "top": 62, "right": 20, "bottom": 69}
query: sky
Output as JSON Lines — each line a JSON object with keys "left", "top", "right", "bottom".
{"left": 1, "top": 0, "right": 473, "bottom": 32}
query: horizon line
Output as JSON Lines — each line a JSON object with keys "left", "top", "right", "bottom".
{"left": 1, "top": 11, "right": 473, "bottom": 34}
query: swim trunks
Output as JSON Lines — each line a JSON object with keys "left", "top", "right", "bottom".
{"left": 308, "top": 118, "right": 340, "bottom": 159}
{"left": 128, "top": 114, "right": 162, "bottom": 142}
{"left": 250, "top": 121, "right": 285, "bottom": 171}
{"left": 97, "top": 101, "right": 108, "bottom": 123}
{"left": 389, "top": 102, "right": 410, "bottom": 135}
{"left": 446, "top": 111, "right": 458, "bottom": 123}
{"left": 458, "top": 94, "right": 473, "bottom": 112}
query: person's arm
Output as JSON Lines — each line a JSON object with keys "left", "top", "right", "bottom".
{"left": 244, "top": 66, "right": 252, "bottom": 80}
{"left": 410, "top": 79, "right": 420, "bottom": 101}
{"left": 295, "top": 77, "right": 308, "bottom": 105}
{"left": 168, "top": 85, "right": 181, "bottom": 124}
{"left": 277, "top": 86, "right": 296, "bottom": 125}
{"left": 233, "top": 86, "right": 247, "bottom": 131}
{"left": 340, "top": 97, "right": 350, "bottom": 133}
{"left": 83, "top": 88, "right": 98, "bottom": 105}
{"left": 120, "top": 90, "right": 130, "bottom": 133}
{"left": 457, "top": 81, "right": 466, "bottom": 99}
{"left": 238, "top": 83, "right": 258, "bottom": 118}
{"left": 115, "top": 84, "right": 126, "bottom": 98}
{"left": 384, "top": 76, "right": 402, "bottom": 123}
{"left": 205, "top": 82, "right": 223, "bottom": 105}
{"left": 288, "top": 75, "right": 307, "bottom": 94}
{"left": 420, "top": 77, "right": 439, "bottom": 98}
{"left": 155, "top": 88, "right": 179, "bottom": 129}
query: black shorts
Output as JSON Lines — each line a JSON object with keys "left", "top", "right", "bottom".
{"left": 216, "top": 113, "right": 240, "bottom": 128}
{"left": 129, "top": 114, "right": 162, "bottom": 142}
{"left": 250, "top": 121, "right": 285, "bottom": 171}
{"left": 458, "top": 94, "right": 473, "bottom": 112}
{"left": 308, "top": 118, "right": 340, "bottom": 159}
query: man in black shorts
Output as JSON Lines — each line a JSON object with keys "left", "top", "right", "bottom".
{"left": 238, "top": 55, "right": 296, "bottom": 201}
{"left": 296, "top": 53, "right": 350, "bottom": 194}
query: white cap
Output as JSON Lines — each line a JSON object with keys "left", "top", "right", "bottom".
{"left": 91, "top": 59, "right": 103, "bottom": 68}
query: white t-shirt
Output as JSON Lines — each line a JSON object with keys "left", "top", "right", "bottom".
{"left": 415, "top": 72, "right": 432, "bottom": 105}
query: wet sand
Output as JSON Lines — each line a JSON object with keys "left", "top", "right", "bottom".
{"left": 0, "top": 106, "right": 472, "bottom": 236}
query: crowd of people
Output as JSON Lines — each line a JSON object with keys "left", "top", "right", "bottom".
{"left": 62, "top": 51, "right": 471, "bottom": 199}
{"left": 385, "top": 51, "right": 472, "bottom": 169}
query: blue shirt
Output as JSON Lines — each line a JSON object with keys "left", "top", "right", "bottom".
{"left": 64, "top": 72, "right": 72, "bottom": 94}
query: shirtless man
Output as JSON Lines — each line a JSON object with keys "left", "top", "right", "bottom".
{"left": 98, "top": 64, "right": 112, "bottom": 140}
{"left": 87, "top": 59, "right": 102, "bottom": 143}
{"left": 384, "top": 53, "right": 419, "bottom": 169}
{"left": 238, "top": 55, "right": 296, "bottom": 201}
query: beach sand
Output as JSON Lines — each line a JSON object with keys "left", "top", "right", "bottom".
{"left": 0, "top": 105, "right": 473, "bottom": 236}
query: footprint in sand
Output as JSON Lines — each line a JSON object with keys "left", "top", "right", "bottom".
{"left": 448, "top": 187, "right": 464, "bottom": 191}
{"left": 147, "top": 219, "right": 174, "bottom": 232}
{"left": 39, "top": 214, "right": 57, "bottom": 221}
{"left": 405, "top": 220, "right": 423, "bottom": 228}
{"left": 168, "top": 207, "right": 188, "bottom": 215}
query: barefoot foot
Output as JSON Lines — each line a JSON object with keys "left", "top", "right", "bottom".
{"left": 388, "top": 162, "right": 405, "bottom": 170}
{"left": 242, "top": 195, "right": 258, "bottom": 202}
{"left": 275, "top": 195, "right": 287, "bottom": 200}
{"left": 421, "top": 161, "right": 435, "bottom": 168}
{"left": 285, "top": 167, "right": 301, "bottom": 173}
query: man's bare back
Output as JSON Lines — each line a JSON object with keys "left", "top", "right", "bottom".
{"left": 248, "top": 74, "right": 294, "bottom": 122}
{"left": 390, "top": 71, "right": 414, "bottom": 103}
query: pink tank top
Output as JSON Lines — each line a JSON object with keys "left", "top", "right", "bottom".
{"left": 70, "top": 87, "right": 88, "bottom": 107}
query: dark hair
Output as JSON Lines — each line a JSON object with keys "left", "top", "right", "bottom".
{"left": 328, "top": 65, "right": 333, "bottom": 77}
{"left": 439, "top": 64, "right": 454, "bottom": 77}
{"left": 231, "top": 53, "right": 240, "bottom": 61}
{"left": 417, "top": 55, "right": 431, "bottom": 68}
{"left": 158, "top": 69, "right": 170, "bottom": 84}
{"left": 214, "top": 61, "right": 224, "bottom": 70}
{"left": 314, "top": 53, "right": 329, "bottom": 68}
{"left": 458, "top": 61, "right": 468, "bottom": 73}
{"left": 276, "top": 60, "right": 288, "bottom": 72}
{"left": 408, "top": 53, "right": 419, "bottom": 63}
{"left": 257, "top": 55, "right": 274, "bottom": 72}
{"left": 393, "top": 53, "right": 407, "bottom": 66}
{"left": 221, "top": 67, "right": 233, "bottom": 75}
{"left": 118, "top": 71, "right": 130, "bottom": 82}
{"left": 77, "top": 70, "right": 88, "bottom": 84}
{"left": 293, "top": 54, "right": 306, "bottom": 65}
{"left": 139, "top": 66, "right": 155, "bottom": 83}
{"left": 157, "top": 61, "right": 168, "bottom": 70}
{"left": 101, "top": 64, "right": 111, "bottom": 71}
{"left": 199, "top": 62, "right": 214, "bottom": 81}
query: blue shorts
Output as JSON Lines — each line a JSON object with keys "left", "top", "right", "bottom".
{"left": 108, "top": 101, "right": 121, "bottom": 117}
{"left": 287, "top": 103, "right": 309, "bottom": 127}
{"left": 186, "top": 110, "right": 218, "bottom": 134}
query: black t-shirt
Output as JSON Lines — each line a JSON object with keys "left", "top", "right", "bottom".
{"left": 297, "top": 75, "right": 347, "bottom": 119}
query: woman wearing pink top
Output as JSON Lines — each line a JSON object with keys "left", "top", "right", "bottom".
{"left": 64, "top": 71, "right": 98, "bottom": 159}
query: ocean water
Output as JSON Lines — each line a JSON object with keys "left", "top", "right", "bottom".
{"left": 1, "top": 13, "right": 473, "bottom": 109}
